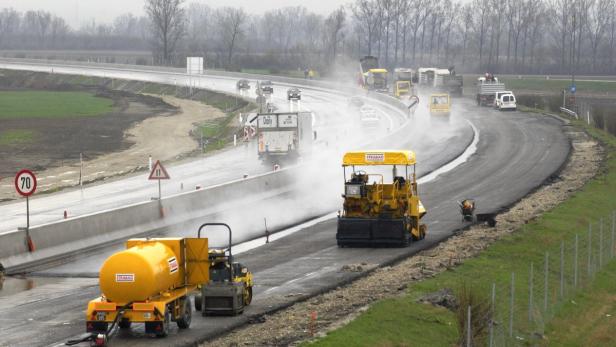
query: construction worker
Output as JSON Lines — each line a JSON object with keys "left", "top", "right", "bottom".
{"left": 308, "top": 69, "right": 315, "bottom": 80}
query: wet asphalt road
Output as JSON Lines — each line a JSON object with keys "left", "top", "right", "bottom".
{"left": 0, "top": 91, "right": 569, "bottom": 346}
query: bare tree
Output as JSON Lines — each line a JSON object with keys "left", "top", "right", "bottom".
{"left": 586, "top": 0, "right": 613, "bottom": 71}
{"left": 352, "top": 0, "right": 380, "bottom": 55}
{"left": 145, "top": 0, "right": 186, "bottom": 65}
{"left": 325, "top": 7, "right": 346, "bottom": 63}
{"left": 0, "top": 8, "right": 20, "bottom": 48}
{"left": 215, "top": 7, "right": 247, "bottom": 68}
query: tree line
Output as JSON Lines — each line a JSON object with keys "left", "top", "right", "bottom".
{"left": 0, "top": 0, "right": 614, "bottom": 75}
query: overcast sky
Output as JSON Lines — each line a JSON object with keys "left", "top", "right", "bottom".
{"left": 2, "top": 0, "right": 354, "bottom": 28}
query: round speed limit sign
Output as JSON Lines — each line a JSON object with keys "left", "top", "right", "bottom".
{"left": 15, "top": 169, "right": 37, "bottom": 197}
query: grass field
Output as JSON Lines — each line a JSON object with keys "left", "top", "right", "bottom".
{"left": 307, "top": 121, "right": 616, "bottom": 347}
{"left": 462, "top": 75, "right": 616, "bottom": 94}
{"left": 0, "top": 91, "right": 113, "bottom": 119}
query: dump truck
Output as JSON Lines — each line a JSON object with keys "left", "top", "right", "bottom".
{"left": 84, "top": 235, "right": 210, "bottom": 345}
{"left": 254, "top": 111, "right": 313, "bottom": 165}
{"left": 336, "top": 150, "right": 427, "bottom": 247}
{"left": 429, "top": 93, "right": 451, "bottom": 116}
{"left": 476, "top": 74, "right": 505, "bottom": 106}
{"left": 194, "top": 223, "right": 253, "bottom": 316}
{"left": 359, "top": 56, "right": 388, "bottom": 92}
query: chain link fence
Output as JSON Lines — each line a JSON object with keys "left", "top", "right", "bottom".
{"left": 461, "top": 211, "right": 616, "bottom": 346}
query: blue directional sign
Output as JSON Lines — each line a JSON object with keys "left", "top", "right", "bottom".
{"left": 570, "top": 84, "right": 576, "bottom": 94}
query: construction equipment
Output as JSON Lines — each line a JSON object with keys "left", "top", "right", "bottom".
{"left": 194, "top": 223, "right": 253, "bottom": 316}
{"left": 476, "top": 74, "right": 505, "bottom": 106}
{"left": 359, "top": 56, "right": 389, "bottom": 92}
{"left": 84, "top": 235, "right": 210, "bottom": 343}
{"left": 429, "top": 93, "right": 451, "bottom": 116}
{"left": 393, "top": 68, "right": 416, "bottom": 99}
{"left": 254, "top": 111, "right": 314, "bottom": 165}
{"left": 337, "top": 150, "right": 427, "bottom": 247}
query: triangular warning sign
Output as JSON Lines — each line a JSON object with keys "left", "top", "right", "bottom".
{"left": 149, "top": 160, "right": 170, "bottom": 180}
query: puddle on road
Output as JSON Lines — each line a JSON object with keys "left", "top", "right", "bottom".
{"left": 0, "top": 275, "right": 64, "bottom": 298}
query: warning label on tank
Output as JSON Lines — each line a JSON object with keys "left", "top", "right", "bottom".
{"left": 168, "top": 257, "right": 179, "bottom": 274}
{"left": 365, "top": 153, "right": 385, "bottom": 162}
{"left": 116, "top": 273, "right": 135, "bottom": 282}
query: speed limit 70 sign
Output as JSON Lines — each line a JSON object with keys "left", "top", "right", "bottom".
{"left": 15, "top": 169, "right": 37, "bottom": 197}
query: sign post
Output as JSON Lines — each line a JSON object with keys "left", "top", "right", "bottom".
{"left": 15, "top": 169, "right": 37, "bottom": 252}
{"left": 148, "top": 160, "right": 170, "bottom": 200}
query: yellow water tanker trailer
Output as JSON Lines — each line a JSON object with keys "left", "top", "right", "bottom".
{"left": 83, "top": 235, "right": 210, "bottom": 345}
{"left": 336, "top": 150, "right": 427, "bottom": 247}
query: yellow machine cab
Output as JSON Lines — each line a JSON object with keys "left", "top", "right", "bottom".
{"left": 429, "top": 93, "right": 451, "bottom": 116}
{"left": 337, "top": 150, "right": 427, "bottom": 247}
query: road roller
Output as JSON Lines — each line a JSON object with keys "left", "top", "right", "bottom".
{"left": 194, "top": 223, "right": 253, "bottom": 316}
{"left": 336, "top": 150, "right": 427, "bottom": 247}
{"left": 82, "top": 232, "right": 210, "bottom": 345}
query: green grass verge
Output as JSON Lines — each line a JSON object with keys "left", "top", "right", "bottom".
{"left": 307, "top": 121, "right": 616, "bottom": 347}
{"left": 0, "top": 91, "right": 113, "bottom": 119}
{"left": 241, "top": 68, "right": 316, "bottom": 79}
{"left": 462, "top": 75, "right": 616, "bottom": 94}
{"left": 0, "top": 129, "right": 37, "bottom": 145}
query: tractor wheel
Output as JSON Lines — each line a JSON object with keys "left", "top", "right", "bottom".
{"left": 244, "top": 286, "right": 253, "bottom": 306}
{"left": 176, "top": 299, "right": 192, "bottom": 329}
{"left": 118, "top": 319, "right": 131, "bottom": 329}
{"left": 194, "top": 294, "right": 203, "bottom": 311}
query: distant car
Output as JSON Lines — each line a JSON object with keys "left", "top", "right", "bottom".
{"left": 497, "top": 93, "right": 516, "bottom": 111}
{"left": 359, "top": 105, "right": 380, "bottom": 128}
{"left": 347, "top": 96, "right": 364, "bottom": 109}
{"left": 236, "top": 79, "right": 250, "bottom": 90}
{"left": 257, "top": 80, "right": 274, "bottom": 95}
{"left": 493, "top": 90, "right": 513, "bottom": 108}
{"left": 287, "top": 87, "right": 301, "bottom": 100}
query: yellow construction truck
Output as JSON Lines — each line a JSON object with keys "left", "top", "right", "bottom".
{"left": 393, "top": 68, "right": 415, "bottom": 99}
{"left": 336, "top": 150, "right": 427, "bottom": 247}
{"left": 84, "top": 236, "right": 209, "bottom": 345}
{"left": 360, "top": 56, "right": 389, "bottom": 92}
{"left": 80, "top": 223, "right": 252, "bottom": 346}
{"left": 429, "top": 93, "right": 451, "bottom": 116}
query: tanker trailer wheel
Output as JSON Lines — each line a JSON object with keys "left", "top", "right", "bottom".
{"left": 176, "top": 299, "right": 192, "bottom": 329}
{"left": 156, "top": 307, "right": 171, "bottom": 338}
{"left": 244, "top": 286, "right": 253, "bottom": 306}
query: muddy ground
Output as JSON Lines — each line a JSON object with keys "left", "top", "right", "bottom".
{"left": 205, "top": 120, "right": 603, "bottom": 346}
{"left": 0, "top": 87, "right": 176, "bottom": 179}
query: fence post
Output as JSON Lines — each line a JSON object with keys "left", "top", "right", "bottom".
{"left": 509, "top": 272, "right": 515, "bottom": 338}
{"left": 611, "top": 211, "right": 615, "bottom": 259}
{"left": 529, "top": 262, "right": 534, "bottom": 323}
{"left": 599, "top": 219, "right": 604, "bottom": 269}
{"left": 544, "top": 252, "right": 549, "bottom": 312}
{"left": 560, "top": 240, "right": 565, "bottom": 298}
{"left": 574, "top": 234, "right": 578, "bottom": 288}
{"left": 588, "top": 223, "right": 592, "bottom": 278}
{"left": 467, "top": 305, "right": 472, "bottom": 347}
{"left": 489, "top": 283, "right": 495, "bottom": 347}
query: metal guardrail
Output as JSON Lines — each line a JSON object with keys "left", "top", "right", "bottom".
{"left": 559, "top": 107, "right": 578, "bottom": 119}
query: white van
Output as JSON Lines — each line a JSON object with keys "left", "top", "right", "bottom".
{"left": 497, "top": 93, "right": 517, "bottom": 111}
{"left": 494, "top": 90, "right": 513, "bottom": 108}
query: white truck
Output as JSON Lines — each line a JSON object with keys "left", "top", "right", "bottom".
{"left": 476, "top": 76, "right": 505, "bottom": 106}
{"left": 255, "top": 112, "right": 313, "bottom": 164}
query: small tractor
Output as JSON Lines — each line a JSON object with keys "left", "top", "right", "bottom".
{"left": 194, "top": 223, "right": 253, "bottom": 316}
{"left": 336, "top": 150, "right": 427, "bottom": 247}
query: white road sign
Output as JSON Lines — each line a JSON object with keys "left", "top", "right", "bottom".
{"left": 15, "top": 169, "right": 37, "bottom": 196}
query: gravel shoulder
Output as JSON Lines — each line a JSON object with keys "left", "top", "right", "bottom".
{"left": 204, "top": 120, "right": 602, "bottom": 346}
